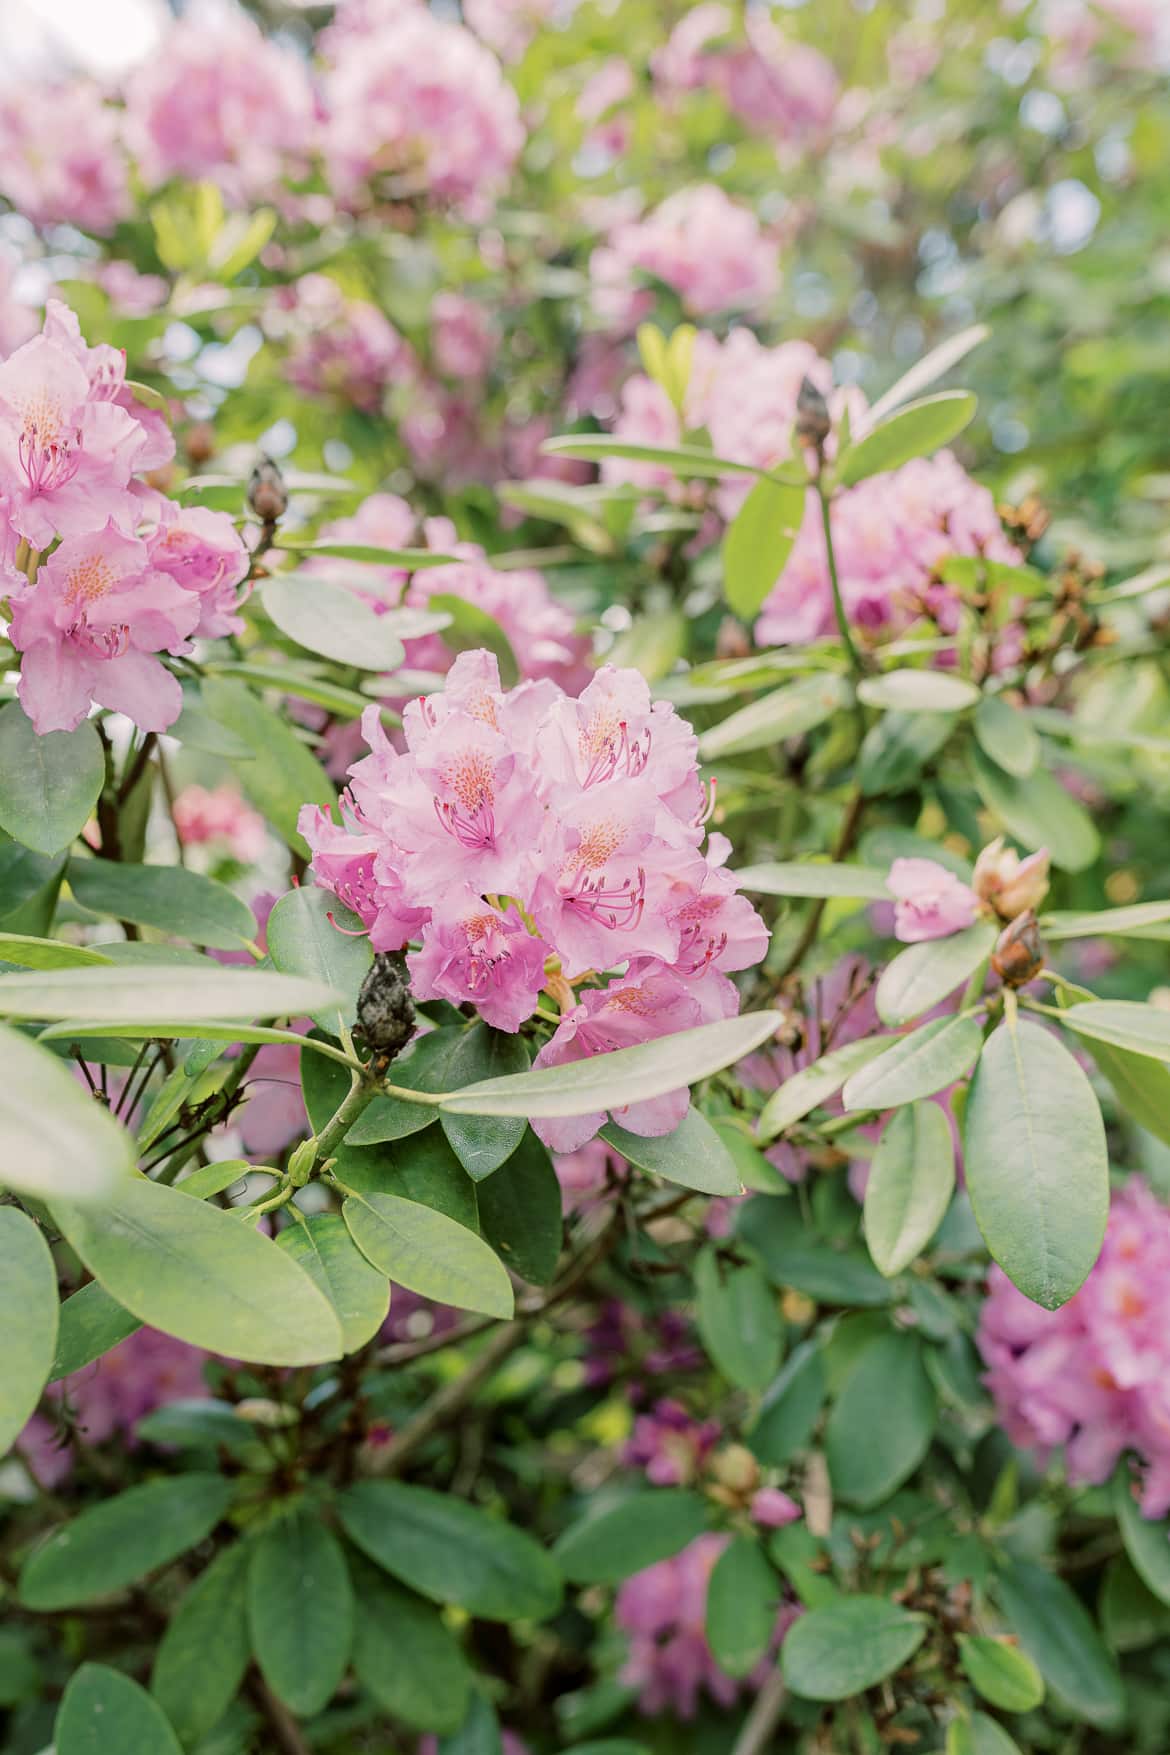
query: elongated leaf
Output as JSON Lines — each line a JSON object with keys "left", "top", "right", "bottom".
{"left": 21, "top": 1474, "right": 235, "bottom": 1609}
{"left": 859, "top": 709, "right": 955, "bottom": 797}
{"left": 440, "top": 1024, "right": 531, "bottom": 1179}
{"left": 697, "top": 675, "right": 849, "bottom": 761}
{"left": 695, "top": 1243, "right": 783, "bottom": 1390}
{"left": 346, "top": 1027, "right": 461, "bottom": 1143}
{"left": 57, "top": 1664, "right": 182, "bottom": 1755}
{"left": 601, "top": 1106, "right": 741, "bottom": 1194}
{"left": 749, "top": 1342, "right": 825, "bottom": 1466}
{"left": 876, "top": 922, "right": 997, "bottom": 1027}
{"left": 1084, "top": 1038, "right": 1170, "bottom": 1148}
{"left": 722, "top": 476, "right": 807, "bottom": 619}
{"left": 863, "top": 1104, "right": 955, "bottom": 1277}
{"left": 351, "top": 1567, "right": 472, "bottom": 1734}
{"left": 0, "top": 933, "right": 112, "bottom": 969}
{"left": 51, "top": 1280, "right": 141, "bottom": 1379}
{"left": 151, "top": 1542, "right": 251, "bottom": 1747}
{"left": 262, "top": 574, "right": 405, "bottom": 670}
{"left": 0, "top": 1021, "right": 133, "bottom": 1202}
{"left": 554, "top": 1490, "right": 708, "bottom": 1584}
{"left": 825, "top": 1332, "right": 936, "bottom": 1506}
{"left": 975, "top": 695, "right": 1039, "bottom": 777}
{"left": 843, "top": 1015, "right": 983, "bottom": 1111}
{"left": 706, "top": 1537, "right": 778, "bottom": 1678}
{"left": 339, "top": 1481, "right": 562, "bottom": 1621}
{"left": 781, "top": 1596, "right": 926, "bottom": 1699}
{"left": 757, "top": 1037, "right": 892, "bottom": 1141}
{"left": 343, "top": 1189, "right": 513, "bottom": 1318}
{"left": 0, "top": 705, "right": 104, "bottom": 856}
{"left": 541, "top": 434, "right": 774, "bottom": 480}
{"left": 734, "top": 862, "right": 891, "bottom": 900}
{"left": 1057, "top": 1000, "right": 1170, "bottom": 1061}
{"left": 1114, "top": 1474, "right": 1170, "bottom": 1607}
{"left": 835, "top": 391, "right": 977, "bottom": 488}
{"left": 427, "top": 594, "right": 519, "bottom": 688}
{"left": 964, "top": 1019, "right": 1108, "bottom": 1310}
{"left": 440, "top": 1011, "right": 782, "bottom": 1120}
{"left": 1043, "top": 902, "right": 1170, "bottom": 941}
{"left": 267, "top": 885, "right": 371, "bottom": 1036}
{"left": 969, "top": 747, "right": 1099, "bottom": 872}
{"left": 995, "top": 1560, "right": 1124, "bottom": 1727}
{"left": 958, "top": 1636, "right": 1045, "bottom": 1712}
{"left": 277, "top": 1212, "right": 389, "bottom": 1352}
{"left": 863, "top": 326, "right": 989, "bottom": 429}
{"left": 273, "top": 538, "right": 458, "bottom": 567}
{"left": 69, "top": 861, "right": 255, "bottom": 950}
{"left": 249, "top": 1511, "right": 353, "bottom": 1717}
{"left": 201, "top": 677, "right": 334, "bottom": 853}
{"left": 0, "top": 964, "right": 339, "bottom": 1022}
{"left": 477, "top": 1131, "right": 563, "bottom": 1286}
{"left": 857, "top": 670, "right": 979, "bottom": 713}
{"left": 52, "top": 1175, "right": 344, "bottom": 1365}
{"left": 0, "top": 1209, "right": 57, "bottom": 1454}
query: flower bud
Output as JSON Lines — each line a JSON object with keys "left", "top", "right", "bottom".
{"left": 710, "top": 1443, "right": 760, "bottom": 1495}
{"left": 796, "top": 374, "right": 831, "bottom": 448}
{"left": 991, "top": 910, "right": 1044, "bottom": 988}
{"left": 973, "top": 837, "right": 1050, "bottom": 921}
{"left": 185, "top": 421, "right": 216, "bottom": 467}
{"left": 248, "top": 453, "right": 288, "bottom": 524}
{"left": 356, "top": 951, "right": 415, "bottom": 1060}
{"left": 750, "top": 1486, "right": 801, "bottom": 1529}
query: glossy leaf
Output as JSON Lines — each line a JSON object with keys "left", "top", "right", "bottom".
{"left": 262, "top": 573, "right": 406, "bottom": 669}
{"left": 722, "top": 475, "right": 807, "bottom": 619}
{"left": 835, "top": 391, "right": 977, "bottom": 488}
{"left": 249, "top": 1511, "right": 353, "bottom": 1717}
{"left": 601, "top": 1105, "right": 741, "bottom": 1194}
{"left": 0, "top": 1208, "right": 57, "bottom": 1454}
{"left": 781, "top": 1595, "right": 927, "bottom": 1699}
{"left": 0, "top": 1021, "right": 133, "bottom": 1202}
{"left": 0, "top": 705, "right": 104, "bottom": 856}
{"left": 266, "top": 884, "right": 371, "bottom": 1036}
{"left": 863, "top": 1103, "right": 955, "bottom": 1277}
{"left": 825, "top": 1332, "right": 936, "bottom": 1507}
{"left": 68, "top": 860, "right": 256, "bottom": 950}
{"left": 477, "top": 1130, "right": 563, "bottom": 1286}
{"left": 51, "top": 1280, "right": 141, "bottom": 1379}
{"left": 56, "top": 1664, "right": 182, "bottom": 1755}
{"left": 277, "top": 1212, "right": 390, "bottom": 1352}
{"left": 876, "top": 922, "right": 997, "bottom": 1027}
{"left": 342, "top": 1189, "right": 513, "bottom": 1318}
{"left": 694, "top": 1243, "right": 783, "bottom": 1391}
{"left": 440, "top": 1024, "right": 531, "bottom": 1179}
{"left": 151, "top": 1542, "right": 251, "bottom": 1747}
{"left": 697, "top": 675, "right": 849, "bottom": 760}
{"left": 843, "top": 1014, "right": 983, "bottom": 1111}
{"left": 554, "top": 1490, "right": 708, "bottom": 1584}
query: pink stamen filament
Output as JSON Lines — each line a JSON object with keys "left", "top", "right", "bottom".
{"left": 19, "top": 424, "right": 81, "bottom": 494}
{"left": 583, "top": 719, "right": 652, "bottom": 787}
{"left": 561, "top": 865, "right": 646, "bottom": 931}
{"left": 433, "top": 794, "right": 497, "bottom": 851}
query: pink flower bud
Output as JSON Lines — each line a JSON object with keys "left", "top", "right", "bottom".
{"left": 973, "top": 837, "right": 1051, "bottom": 920}
{"left": 750, "top": 1487, "right": 801, "bottom": 1528}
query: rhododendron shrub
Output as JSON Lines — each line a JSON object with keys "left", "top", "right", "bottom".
{"left": 2, "top": 3, "right": 1170, "bottom": 1753}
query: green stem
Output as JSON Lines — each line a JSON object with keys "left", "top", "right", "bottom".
{"left": 817, "top": 480, "right": 865, "bottom": 683}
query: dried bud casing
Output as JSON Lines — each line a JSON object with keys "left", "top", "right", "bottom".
{"left": 992, "top": 910, "right": 1044, "bottom": 988}
{"left": 248, "top": 453, "right": 288, "bottom": 523}
{"left": 356, "top": 952, "right": 415, "bottom": 1061}
{"left": 796, "top": 374, "right": 832, "bottom": 448}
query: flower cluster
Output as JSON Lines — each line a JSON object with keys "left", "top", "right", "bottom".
{"left": 0, "top": 83, "right": 130, "bottom": 234}
{"left": 979, "top": 1177, "right": 1170, "bottom": 1516}
{"left": 0, "top": 301, "right": 249, "bottom": 733}
{"left": 591, "top": 185, "right": 780, "bottom": 329}
{"left": 172, "top": 784, "right": 268, "bottom": 865}
{"left": 301, "top": 652, "right": 768, "bottom": 1149}
{"left": 267, "top": 275, "right": 415, "bottom": 415}
{"left": 654, "top": 4, "right": 839, "bottom": 152}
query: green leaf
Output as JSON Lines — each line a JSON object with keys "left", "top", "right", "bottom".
{"left": 757, "top": 1037, "right": 893, "bottom": 1141}
{"left": 733, "top": 862, "right": 891, "bottom": 901}
{"left": 601, "top": 1106, "right": 742, "bottom": 1194}
{"left": 21, "top": 1475, "right": 235, "bottom": 1609}
{"left": 338, "top": 1480, "right": 562, "bottom": 1621}
{"left": 248, "top": 1511, "right": 352, "bottom": 1717}
{"left": 697, "top": 675, "right": 850, "bottom": 761}
{"left": 995, "top": 1560, "right": 1124, "bottom": 1727}
{"left": 272, "top": 539, "right": 458, "bottom": 567}
{"left": 749, "top": 1342, "right": 825, "bottom": 1466}
{"left": 964, "top": 1019, "right": 1108, "bottom": 1310}
{"left": 427, "top": 594, "right": 520, "bottom": 688}
{"left": 68, "top": 861, "right": 256, "bottom": 951}
{"left": 0, "top": 839, "right": 66, "bottom": 934}
{"left": 346, "top": 1027, "right": 461, "bottom": 1143}
{"left": 969, "top": 747, "right": 1099, "bottom": 873}
{"left": 0, "top": 1209, "right": 57, "bottom": 1454}
{"left": 0, "top": 1021, "right": 133, "bottom": 1202}
{"left": 958, "top": 1635, "right": 1045, "bottom": 1712}
{"left": 201, "top": 677, "right": 334, "bottom": 854}
{"left": 856, "top": 670, "right": 979, "bottom": 713}
{"left": 277, "top": 1212, "right": 389, "bottom": 1352}
{"left": 1042, "top": 902, "right": 1170, "bottom": 941}
{"left": 0, "top": 963, "right": 340, "bottom": 1022}
{"left": 694, "top": 1243, "right": 783, "bottom": 1391}
{"left": 0, "top": 932, "right": 112, "bottom": 969}
{"left": 835, "top": 391, "right": 977, "bottom": 488}
{"left": 554, "top": 1490, "right": 708, "bottom": 1584}
{"left": 336, "top": 1125, "right": 480, "bottom": 1229}
{"left": 843, "top": 1015, "right": 983, "bottom": 1111}
{"left": 859, "top": 710, "right": 955, "bottom": 797}
{"left": 261, "top": 574, "right": 406, "bottom": 670}
{"left": 56, "top": 1664, "right": 182, "bottom": 1755}
{"left": 1057, "top": 1000, "right": 1170, "bottom": 1062}
{"left": 51, "top": 1280, "right": 140, "bottom": 1379}
{"left": 1081, "top": 1038, "right": 1170, "bottom": 1149}
{"left": 948, "top": 1717, "right": 1024, "bottom": 1755}
{"left": 440, "top": 1011, "right": 783, "bottom": 1121}
{"left": 706, "top": 1537, "right": 778, "bottom": 1677}
{"left": 825, "top": 1332, "right": 936, "bottom": 1507}
{"left": 350, "top": 1566, "right": 472, "bottom": 1734}
{"left": 151, "top": 1542, "right": 251, "bottom": 1747}
{"left": 439, "top": 1692, "right": 502, "bottom": 1755}
{"left": 441, "top": 1024, "right": 531, "bottom": 1179}
{"left": 876, "top": 922, "right": 997, "bottom": 1027}
{"left": 739, "top": 1199, "right": 892, "bottom": 1305}
{"left": 342, "top": 1189, "right": 513, "bottom": 1318}
{"left": 0, "top": 705, "right": 104, "bottom": 856}
{"left": 1114, "top": 1473, "right": 1170, "bottom": 1607}
{"left": 864, "top": 326, "right": 989, "bottom": 428}
{"left": 541, "top": 433, "right": 776, "bottom": 480}
{"left": 974, "top": 696, "right": 1040, "bottom": 778}
{"left": 477, "top": 1130, "right": 563, "bottom": 1286}
{"left": 1100, "top": 1554, "right": 1170, "bottom": 1652}
{"left": 266, "top": 885, "right": 371, "bottom": 1037}
{"left": 863, "top": 1104, "right": 956, "bottom": 1277}
{"left": 52, "top": 1174, "right": 344, "bottom": 1365}
{"left": 781, "top": 1596, "right": 927, "bottom": 1699}
{"left": 722, "top": 475, "right": 807, "bottom": 619}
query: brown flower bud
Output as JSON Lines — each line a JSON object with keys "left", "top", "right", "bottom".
{"left": 715, "top": 615, "right": 752, "bottom": 661}
{"left": 248, "top": 453, "right": 288, "bottom": 524}
{"left": 972, "top": 837, "right": 1050, "bottom": 920}
{"left": 796, "top": 375, "right": 831, "bottom": 449}
{"left": 185, "top": 421, "right": 216, "bottom": 467}
{"left": 991, "top": 910, "right": 1044, "bottom": 987}
{"left": 356, "top": 952, "right": 415, "bottom": 1060}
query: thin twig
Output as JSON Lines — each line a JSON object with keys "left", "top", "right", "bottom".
{"left": 731, "top": 1665, "right": 787, "bottom": 1755}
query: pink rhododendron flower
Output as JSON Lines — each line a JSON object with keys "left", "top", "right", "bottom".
{"left": 887, "top": 858, "right": 981, "bottom": 943}
{"left": 0, "top": 261, "right": 40, "bottom": 363}
{"left": 172, "top": 784, "right": 268, "bottom": 863}
{"left": 0, "top": 82, "right": 131, "bottom": 233}
{"left": 143, "top": 498, "right": 250, "bottom": 637}
{"left": 972, "top": 837, "right": 1051, "bottom": 920}
{"left": 431, "top": 292, "right": 498, "bottom": 381}
{"left": 463, "top": 0, "right": 553, "bottom": 60}
{"left": 408, "top": 890, "right": 548, "bottom": 1030}
{"left": 750, "top": 1486, "right": 802, "bottom": 1528}
{"left": 625, "top": 1397, "right": 721, "bottom": 1485}
{"left": 271, "top": 274, "right": 416, "bottom": 414}
{"left": 10, "top": 523, "right": 198, "bottom": 733}
{"left": 979, "top": 1177, "right": 1170, "bottom": 1516}
{"left": 591, "top": 185, "right": 779, "bottom": 328}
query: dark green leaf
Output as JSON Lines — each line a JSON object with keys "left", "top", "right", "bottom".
{"left": 441, "top": 1025, "right": 531, "bottom": 1179}
{"left": 1113, "top": 1472, "right": 1170, "bottom": 1607}
{"left": 51, "top": 1281, "right": 141, "bottom": 1379}
{"left": 68, "top": 861, "right": 256, "bottom": 950}
{"left": 350, "top": 1566, "right": 472, "bottom": 1733}
{"left": 151, "top": 1542, "right": 251, "bottom": 1746}
{"left": 477, "top": 1131, "right": 563, "bottom": 1286}
{"left": 859, "top": 710, "right": 955, "bottom": 797}
{"left": 554, "top": 1491, "right": 708, "bottom": 1584}
{"left": 995, "top": 1560, "right": 1124, "bottom": 1727}
{"left": 749, "top": 1342, "right": 825, "bottom": 1466}
{"left": 706, "top": 1537, "right": 779, "bottom": 1677}
{"left": 781, "top": 1596, "right": 927, "bottom": 1699}
{"left": 969, "top": 747, "right": 1099, "bottom": 873}
{"left": 346, "top": 1028, "right": 462, "bottom": 1143}
{"left": 0, "top": 705, "right": 104, "bottom": 856}
{"left": 694, "top": 1244, "right": 783, "bottom": 1391}
{"left": 56, "top": 1663, "right": 182, "bottom": 1755}
{"left": 825, "top": 1332, "right": 936, "bottom": 1507}
{"left": 1082, "top": 1038, "right": 1170, "bottom": 1149}
{"left": 248, "top": 1511, "right": 352, "bottom": 1717}
{"left": 863, "top": 1104, "right": 955, "bottom": 1277}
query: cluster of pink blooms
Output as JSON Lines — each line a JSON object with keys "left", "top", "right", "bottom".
{"left": 979, "top": 1177, "right": 1170, "bottom": 1515}
{"left": 172, "top": 784, "right": 268, "bottom": 865}
{"left": 19, "top": 1327, "right": 211, "bottom": 1489}
{"left": 301, "top": 651, "right": 768, "bottom": 1150}
{"left": 590, "top": 185, "right": 780, "bottom": 329}
{"left": 0, "top": 83, "right": 130, "bottom": 234}
{"left": 0, "top": 301, "right": 249, "bottom": 733}
{"left": 267, "top": 276, "right": 415, "bottom": 416}
{"left": 653, "top": 3, "right": 839, "bottom": 152}
{"left": 616, "top": 1533, "right": 799, "bottom": 1718}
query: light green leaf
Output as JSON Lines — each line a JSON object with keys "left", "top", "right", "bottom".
{"left": 427, "top": 594, "right": 520, "bottom": 688}
{"left": 266, "top": 885, "right": 371, "bottom": 1037}
{"left": 757, "top": 1037, "right": 893, "bottom": 1141}
{"left": 0, "top": 705, "right": 104, "bottom": 856}
{"left": 1043, "top": 903, "right": 1170, "bottom": 941}
{"left": 1113, "top": 1473, "right": 1170, "bottom": 1608}
{"left": 863, "top": 1104, "right": 955, "bottom": 1277}
{"left": 601, "top": 1106, "right": 742, "bottom": 1194}
{"left": 51, "top": 1280, "right": 141, "bottom": 1379}
{"left": 706, "top": 1537, "right": 778, "bottom": 1678}
{"left": 974, "top": 696, "right": 1040, "bottom": 778}
{"left": 541, "top": 433, "right": 776, "bottom": 480}
{"left": 734, "top": 862, "right": 891, "bottom": 901}
{"left": 277, "top": 1212, "right": 389, "bottom": 1353}
{"left": 863, "top": 326, "right": 988, "bottom": 428}
{"left": 342, "top": 1189, "right": 513, "bottom": 1318}
{"left": 697, "top": 675, "right": 850, "bottom": 761}
{"left": 995, "top": 1560, "right": 1123, "bottom": 1727}
{"left": 440, "top": 1011, "right": 783, "bottom": 1121}
{"left": 56, "top": 1663, "right": 183, "bottom": 1755}
{"left": 781, "top": 1596, "right": 927, "bottom": 1699}
{"left": 964, "top": 1019, "right": 1109, "bottom": 1310}
{"left": 825, "top": 1332, "right": 936, "bottom": 1507}
{"left": 1057, "top": 1000, "right": 1170, "bottom": 1061}
{"left": 1083, "top": 1038, "right": 1170, "bottom": 1149}
{"left": 876, "top": 922, "right": 997, "bottom": 1027}
{"left": 695, "top": 1243, "right": 783, "bottom": 1390}
{"left": 52, "top": 1175, "right": 344, "bottom": 1365}
{"left": 68, "top": 861, "right": 255, "bottom": 951}
{"left": 0, "top": 1209, "right": 57, "bottom": 1454}
{"left": 0, "top": 933, "right": 112, "bottom": 969}
{"left": 261, "top": 574, "right": 406, "bottom": 670}
{"left": 859, "top": 709, "right": 956, "bottom": 797}
{"left": 835, "top": 391, "right": 977, "bottom": 488}
{"left": 843, "top": 1015, "right": 983, "bottom": 1111}
{"left": 857, "top": 670, "right": 979, "bottom": 713}
{"left": 0, "top": 964, "right": 340, "bottom": 1022}
{"left": 151, "top": 1542, "right": 251, "bottom": 1747}
{"left": 350, "top": 1567, "right": 472, "bottom": 1734}
{"left": 958, "top": 1635, "right": 1045, "bottom": 1712}
{"left": 554, "top": 1490, "right": 708, "bottom": 1584}
{"left": 969, "top": 747, "right": 1099, "bottom": 872}
{"left": 722, "top": 476, "right": 807, "bottom": 620}
{"left": 249, "top": 1511, "right": 353, "bottom": 1717}
{"left": 201, "top": 677, "right": 335, "bottom": 853}
{"left": 272, "top": 539, "right": 459, "bottom": 567}
{"left": 0, "top": 1021, "right": 133, "bottom": 1202}
{"left": 339, "top": 1481, "right": 562, "bottom": 1621}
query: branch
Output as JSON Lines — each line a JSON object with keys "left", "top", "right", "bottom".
{"left": 731, "top": 1665, "right": 787, "bottom": 1755}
